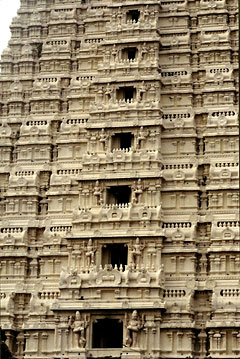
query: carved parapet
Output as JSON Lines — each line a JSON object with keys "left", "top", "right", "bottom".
{"left": 210, "top": 221, "right": 239, "bottom": 248}
{"left": 0, "top": 226, "right": 26, "bottom": 239}
{"left": 161, "top": 0, "right": 187, "bottom": 11}
{"left": 81, "top": 37, "right": 104, "bottom": 49}
{"left": 8, "top": 170, "right": 39, "bottom": 191}
{"left": 162, "top": 163, "right": 198, "bottom": 184}
{"left": 161, "top": 67, "right": 192, "bottom": 87}
{"left": 72, "top": 204, "right": 163, "bottom": 229}
{"left": 89, "top": 99, "right": 161, "bottom": 114}
{"left": 42, "top": 39, "right": 71, "bottom": 55}
{"left": 207, "top": 108, "right": 238, "bottom": 128}
{"left": 19, "top": 119, "right": 51, "bottom": 138}
{"left": 200, "top": 0, "right": 226, "bottom": 10}
{"left": 208, "top": 160, "right": 239, "bottom": 187}
{"left": 199, "top": 28, "right": 230, "bottom": 46}
{"left": 59, "top": 116, "right": 89, "bottom": 135}
{"left": 204, "top": 65, "right": 233, "bottom": 84}
{"left": 58, "top": 264, "right": 165, "bottom": 291}
{"left": 43, "top": 226, "right": 72, "bottom": 248}
{"left": 163, "top": 222, "right": 196, "bottom": 245}
{"left": 209, "top": 289, "right": 240, "bottom": 327}
{"left": 160, "top": 31, "right": 190, "bottom": 47}
{"left": 106, "top": 19, "right": 158, "bottom": 34}
{"left": 70, "top": 75, "right": 95, "bottom": 89}
{"left": 82, "top": 149, "right": 161, "bottom": 172}
{"left": 49, "top": 8, "right": 76, "bottom": 21}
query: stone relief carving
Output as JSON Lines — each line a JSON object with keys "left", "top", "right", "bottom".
{"left": 69, "top": 311, "right": 88, "bottom": 348}
{"left": 129, "top": 238, "right": 145, "bottom": 268}
{"left": 125, "top": 310, "right": 144, "bottom": 348}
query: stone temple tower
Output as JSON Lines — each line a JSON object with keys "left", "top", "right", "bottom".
{"left": 0, "top": 0, "right": 239, "bottom": 358}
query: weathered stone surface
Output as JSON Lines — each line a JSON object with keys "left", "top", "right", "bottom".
{"left": 0, "top": 0, "right": 238, "bottom": 358}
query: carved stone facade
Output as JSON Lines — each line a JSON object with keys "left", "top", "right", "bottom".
{"left": 0, "top": 0, "right": 239, "bottom": 358}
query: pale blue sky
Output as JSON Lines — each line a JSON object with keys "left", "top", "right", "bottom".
{"left": 0, "top": 0, "right": 20, "bottom": 54}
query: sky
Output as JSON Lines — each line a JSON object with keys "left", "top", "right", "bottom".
{"left": 0, "top": 0, "right": 20, "bottom": 55}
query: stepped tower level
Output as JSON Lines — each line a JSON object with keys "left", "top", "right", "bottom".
{"left": 0, "top": 0, "right": 239, "bottom": 358}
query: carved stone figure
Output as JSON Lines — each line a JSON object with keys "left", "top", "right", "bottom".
{"left": 132, "top": 179, "right": 143, "bottom": 203}
{"left": 29, "top": 292, "right": 46, "bottom": 314}
{"left": 71, "top": 311, "right": 88, "bottom": 348}
{"left": 59, "top": 267, "right": 70, "bottom": 287}
{"left": 99, "top": 129, "right": 108, "bottom": 151}
{"left": 156, "top": 264, "right": 165, "bottom": 286}
{"left": 129, "top": 238, "right": 145, "bottom": 267}
{"left": 125, "top": 310, "right": 143, "bottom": 348}
{"left": 85, "top": 239, "right": 96, "bottom": 267}
{"left": 6, "top": 292, "right": 15, "bottom": 314}
{"left": 93, "top": 180, "right": 103, "bottom": 205}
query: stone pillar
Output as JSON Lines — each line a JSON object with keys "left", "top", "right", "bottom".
{"left": 42, "top": 333, "right": 49, "bottom": 353}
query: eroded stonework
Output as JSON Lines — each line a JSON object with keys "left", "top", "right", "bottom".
{"left": 0, "top": 0, "right": 239, "bottom": 358}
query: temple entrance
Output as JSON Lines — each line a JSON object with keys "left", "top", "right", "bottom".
{"left": 92, "top": 318, "right": 123, "bottom": 348}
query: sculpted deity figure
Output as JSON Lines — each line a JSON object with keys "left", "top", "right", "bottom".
{"left": 93, "top": 181, "right": 103, "bottom": 205}
{"left": 6, "top": 292, "right": 15, "bottom": 314}
{"left": 70, "top": 311, "right": 88, "bottom": 348}
{"left": 125, "top": 310, "right": 143, "bottom": 348}
{"left": 132, "top": 179, "right": 143, "bottom": 203}
{"left": 156, "top": 264, "right": 165, "bottom": 286}
{"left": 29, "top": 292, "right": 46, "bottom": 314}
{"left": 99, "top": 129, "right": 108, "bottom": 151}
{"left": 129, "top": 238, "right": 145, "bottom": 267}
{"left": 86, "top": 239, "right": 96, "bottom": 267}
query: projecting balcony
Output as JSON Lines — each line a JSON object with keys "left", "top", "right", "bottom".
{"left": 210, "top": 220, "right": 239, "bottom": 251}
{"left": 72, "top": 203, "right": 163, "bottom": 237}
{"left": 89, "top": 97, "right": 161, "bottom": 114}
{"left": 58, "top": 263, "right": 166, "bottom": 293}
{"left": 89, "top": 83, "right": 162, "bottom": 124}
{"left": 98, "top": 58, "right": 159, "bottom": 79}
{"left": 199, "top": 28, "right": 230, "bottom": 48}
{"left": 81, "top": 149, "right": 161, "bottom": 175}
{"left": 106, "top": 9, "right": 158, "bottom": 36}
{"left": 206, "top": 108, "right": 238, "bottom": 132}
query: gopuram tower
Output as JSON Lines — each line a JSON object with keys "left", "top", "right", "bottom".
{"left": 0, "top": 0, "right": 239, "bottom": 358}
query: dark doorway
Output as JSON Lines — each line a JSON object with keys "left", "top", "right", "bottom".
{"left": 102, "top": 244, "right": 128, "bottom": 268}
{"left": 111, "top": 132, "right": 133, "bottom": 150}
{"left": 127, "top": 10, "right": 140, "bottom": 22}
{"left": 106, "top": 186, "right": 131, "bottom": 205}
{"left": 92, "top": 318, "right": 123, "bottom": 348}
{"left": 122, "top": 47, "right": 137, "bottom": 61}
{"left": 116, "top": 87, "right": 136, "bottom": 102}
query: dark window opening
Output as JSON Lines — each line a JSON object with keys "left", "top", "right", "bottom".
{"left": 92, "top": 318, "right": 123, "bottom": 348}
{"left": 102, "top": 244, "right": 128, "bottom": 268}
{"left": 117, "top": 86, "right": 136, "bottom": 102}
{"left": 74, "top": 41, "right": 81, "bottom": 50}
{"left": 107, "top": 186, "right": 131, "bottom": 205}
{"left": 33, "top": 43, "right": 42, "bottom": 59}
{"left": 111, "top": 132, "right": 133, "bottom": 150}
{"left": 127, "top": 10, "right": 140, "bottom": 22}
{"left": 122, "top": 47, "right": 137, "bottom": 61}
